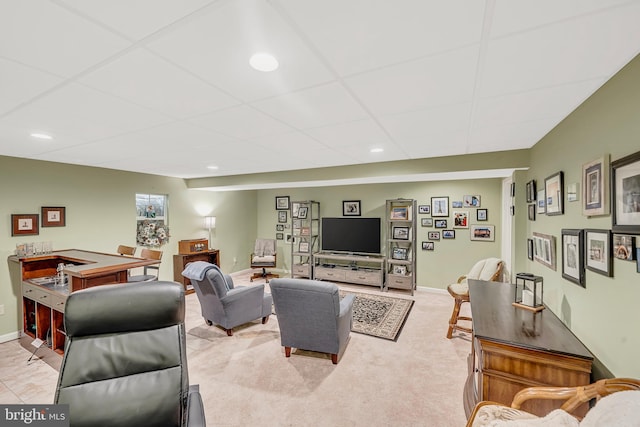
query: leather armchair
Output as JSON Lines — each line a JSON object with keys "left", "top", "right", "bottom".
{"left": 54, "top": 281, "right": 205, "bottom": 427}
{"left": 269, "top": 278, "right": 354, "bottom": 364}
{"left": 190, "top": 265, "right": 272, "bottom": 336}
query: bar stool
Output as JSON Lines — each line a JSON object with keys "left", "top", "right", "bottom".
{"left": 117, "top": 245, "right": 136, "bottom": 256}
{"left": 128, "top": 248, "right": 163, "bottom": 282}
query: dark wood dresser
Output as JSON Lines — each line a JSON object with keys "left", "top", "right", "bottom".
{"left": 464, "top": 279, "right": 593, "bottom": 418}
{"left": 173, "top": 249, "right": 219, "bottom": 294}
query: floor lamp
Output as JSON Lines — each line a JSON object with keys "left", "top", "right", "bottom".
{"left": 204, "top": 216, "right": 216, "bottom": 249}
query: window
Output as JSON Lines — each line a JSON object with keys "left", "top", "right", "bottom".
{"left": 136, "top": 193, "right": 170, "bottom": 247}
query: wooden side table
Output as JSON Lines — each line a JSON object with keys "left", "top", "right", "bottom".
{"left": 173, "top": 250, "right": 220, "bottom": 294}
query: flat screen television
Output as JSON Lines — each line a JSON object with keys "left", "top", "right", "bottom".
{"left": 321, "top": 217, "right": 381, "bottom": 255}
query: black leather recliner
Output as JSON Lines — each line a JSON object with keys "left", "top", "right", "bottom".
{"left": 54, "top": 281, "right": 206, "bottom": 427}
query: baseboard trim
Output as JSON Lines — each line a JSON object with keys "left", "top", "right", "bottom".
{"left": 0, "top": 330, "right": 20, "bottom": 344}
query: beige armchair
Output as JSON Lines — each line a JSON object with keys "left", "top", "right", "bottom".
{"left": 466, "top": 378, "right": 640, "bottom": 426}
{"left": 446, "top": 257, "right": 503, "bottom": 339}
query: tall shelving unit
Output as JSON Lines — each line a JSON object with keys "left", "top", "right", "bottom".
{"left": 290, "top": 201, "right": 320, "bottom": 279}
{"left": 385, "top": 198, "right": 417, "bottom": 295}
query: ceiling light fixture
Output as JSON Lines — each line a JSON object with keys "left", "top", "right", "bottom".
{"left": 249, "top": 53, "right": 279, "bottom": 72}
{"left": 30, "top": 133, "right": 53, "bottom": 140}
{"left": 207, "top": 165, "right": 219, "bottom": 170}
{"left": 370, "top": 148, "right": 384, "bottom": 153}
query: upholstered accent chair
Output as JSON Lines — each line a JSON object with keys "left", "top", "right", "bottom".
{"left": 190, "top": 264, "right": 272, "bottom": 336}
{"left": 466, "top": 378, "right": 640, "bottom": 426}
{"left": 446, "top": 257, "right": 503, "bottom": 339}
{"left": 54, "top": 281, "right": 205, "bottom": 427}
{"left": 250, "top": 238, "right": 279, "bottom": 282}
{"left": 269, "top": 278, "right": 354, "bottom": 364}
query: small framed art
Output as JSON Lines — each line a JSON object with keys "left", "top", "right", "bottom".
{"left": 421, "top": 218, "right": 433, "bottom": 227}
{"left": 392, "top": 265, "right": 407, "bottom": 275}
{"left": 561, "top": 229, "right": 585, "bottom": 287}
{"left": 428, "top": 231, "right": 440, "bottom": 240}
{"left": 418, "top": 205, "right": 431, "bottom": 214}
{"left": 275, "top": 196, "right": 290, "bottom": 210}
{"left": 434, "top": 219, "right": 447, "bottom": 228}
{"left": 442, "top": 230, "right": 455, "bottom": 239}
{"left": 611, "top": 150, "right": 640, "bottom": 234}
{"left": 41, "top": 206, "right": 66, "bottom": 227}
{"left": 299, "top": 242, "right": 309, "bottom": 253}
{"left": 343, "top": 200, "right": 361, "bottom": 216}
{"left": 470, "top": 225, "right": 495, "bottom": 241}
{"left": 431, "top": 197, "right": 449, "bottom": 217}
{"left": 276, "top": 224, "right": 284, "bottom": 231}
{"left": 390, "top": 206, "right": 408, "bottom": 220}
{"left": 585, "top": 229, "right": 612, "bottom": 277}
{"left": 422, "top": 241, "right": 434, "bottom": 251}
{"left": 393, "top": 226, "right": 410, "bottom": 240}
{"left": 453, "top": 211, "right": 468, "bottom": 228}
{"left": 528, "top": 204, "right": 536, "bottom": 221}
{"left": 526, "top": 180, "right": 536, "bottom": 203}
{"left": 276, "top": 232, "right": 284, "bottom": 240}
{"left": 582, "top": 155, "right": 609, "bottom": 217}
{"left": 477, "top": 209, "right": 487, "bottom": 221}
{"left": 613, "top": 234, "right": 635, "bottom": 261}
{"left": 545, "top": 171, "right": 564, "bottom": 216}
{"left": 533, "top": 232, "right": 556, "bottom": 271}
{"left": 537, "top": 190, "right": 546, "bottom": 214}
{"left": 463, "top": 195, "right": 480, "bottom": 207}
{"left": 298, "top": 206, "right": 309, "bottom": 219}
{"left": 11, "top": 214, "right": 39, "bottom": 236}
{"left": 527, "top": 238, "right": 534, "bottom": 261}
{"left": 278, "top": 211, "right": 288, "bottom": 223}
{"left": 392, "top": 247, "right": 408, "bottom": 260}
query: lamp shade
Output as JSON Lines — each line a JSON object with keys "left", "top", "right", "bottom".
{"left": 204, "top": 216, "right": 216, "bottom": 229}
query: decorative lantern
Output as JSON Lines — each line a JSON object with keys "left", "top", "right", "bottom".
{"left": 513, "top": 273, "right": 544, "bottom": 312}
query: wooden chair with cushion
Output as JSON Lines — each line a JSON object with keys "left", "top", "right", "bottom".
{"left": 117, "top": 245, "right": 136, "bottom": 256}
{"left": 466, "top": 378, "right": 640, "bottom": 426}
{"left": 446, "top": 257, "right": 503, "bottom": 339}
{"left": 128, "top": 248, "right": 163, "bottom": 282}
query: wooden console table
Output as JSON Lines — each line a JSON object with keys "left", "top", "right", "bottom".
{"left": 464, "top": 280, "right": 593, "bottom": 418}
{"left": 173, "top": 249, "right": 220, "bottom": 294}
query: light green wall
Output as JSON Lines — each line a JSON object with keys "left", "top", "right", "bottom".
{"left": 513, "top": 55, "right": 640, "bottom": 378}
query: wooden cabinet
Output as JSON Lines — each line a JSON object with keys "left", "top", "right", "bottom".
{"left": 173, "top": 250, "right": 220, "bottom": 293}
{"left": 464, "top": 280, "right": 593, "bottom": 418}
{"left": 313, "top": 252, "right": 384, "bottom": 289}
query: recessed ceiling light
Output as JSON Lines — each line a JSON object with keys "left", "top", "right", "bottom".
{"left": 31, "top": 133, "right": 53, "bottom": 140}
{"left": 249, "top": 53, "right": 279, "bottom": 72}
{"left": 207, "top": 165, "right": 219, "bottom": 170}
{"left": 370, "top": 148, "right": 384, "bottom": 153}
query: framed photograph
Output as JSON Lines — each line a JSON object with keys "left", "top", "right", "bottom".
{"left": 545, "top": 171, "right": 564, "bottom": 216}
{"left": 431, "top": 197, "right": 449, "bottom": 217}
{"left": 528, "top": 204, "right": 536, "bottom": 221}
{"left": 275, "top": 196, "right": 290, "bottom": 210}
{"left": 11, "top": 214, "right": 39, "bottom": 236}
{"left": 276, "top": 224, "right": 284, "bottom": 231}
{"left": 392, "top": 247, "right": 408, "bottom": 260}
{"left": 582, "top": 156, "right": 609, "bottom": 217}
{"left": 452, "top": 201, "right": 463, "bottom": 208}
{"left": 421, "top": 218, "right": 433, "bottom": 227}
{"left": 613, "top": 234, "right": 635, "bottom": 261}
{"left": 343, "top": 200, "right": 361, "bottom": 216}
{"left": 298, "top": 206, "right": 308, "bottom": 219}
{"left": 470, "top": 225, "right": 495, "bottom": 241}
{"left": 463, "top": 195, "right": 480, "bottom": 207}
{"left": 278, "top": 210, "right": 288, "bottom": 223}
{"left": 276, "top": 232, "right": 284, "bottom": 240}
{"left": 526, "top": 180, "right": 536, "bottom": 203}
{"left": 561, "top": 229, "right": 585, "bottom": 287}
{"left": 292, "top": 219, "right": 301, "bottom": 229}
{"left": 612, "top": 150, "right": 640, "bottom": 233}
{"left": 585, "top": 229, "right": 612, "bottom": 277}
{"left": 418, "top": 205, "right": 431, "bottom": 214}
{"left": 434, "top": 219, "right": 447, "bottom": 228}
{"left": 527, "top": 238, "right": 534, "bottom": 261}
{"left": 300, "top": 227, "right": 311, "bottom": 236}
{"left": 392, "top": 226, "right": 410, "bottom": 240}
{"left": 299, "top": 242, "right": 309, "bottom": 253}
{"left": 537, "top": 190, "right": 546, "bottom": 214}
{"left": 291, "top": 202, "right": 300, "bottom": 218}
{"left": 477, "top": 209, "right": 488, "bottom": 221}
{"left": 428, "top": 231, "right": 440, "bottom": 240}
{"left": 510, "top": 182, "right": 516, "bottom": 197}
{"left": 390, "top": 206, "right": 408, "bottom": 220}
{"left": 41, "top": 206, "right": 66, "bottom": 227}
{"left": 421, "top": 241, "right": 434, "bottom": 251}
{"left": 567, "top": 183, "right": 579, "bottom": 202}
{"left": 392, "top": 265, "right": 407, "bottom": 275}
{"left": 453, "top": 210, "right": 468, "bottom": 228}
{"left": 442, "top": 229, "right": 455, "bottom": 239}
{"left": 533, "top": 232, "right": 557, "bottom": 271}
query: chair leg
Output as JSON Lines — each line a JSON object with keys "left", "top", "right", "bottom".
{"left": 447, "top": 297, "right": 463, "bottom": 339}
{"left": 284, "top": 347, "right": 291, "bottom": 358}
{"left": 225, "top": 329, "right": 233, "bottom": 337}
{"left": 262, "top": 315, "right": 269, "bottom": 324}
{"left": 331, "top": 354, "right": 338, "bottom": 365}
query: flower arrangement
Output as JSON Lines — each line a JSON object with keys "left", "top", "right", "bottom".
{"left": 136, "top": 220, "right": 170, "bottom": 247}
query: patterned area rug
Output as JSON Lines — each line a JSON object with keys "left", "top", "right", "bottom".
{"left": 340, "top": 291, "right": 414, "bottom": 341}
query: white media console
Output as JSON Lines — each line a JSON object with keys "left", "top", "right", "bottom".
{"left": 312, "top": 252, "right": 385, "bottom": 290}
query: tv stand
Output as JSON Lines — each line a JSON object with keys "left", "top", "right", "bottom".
{"left": 313, "top": 252, "right": 384, "bottom": 290}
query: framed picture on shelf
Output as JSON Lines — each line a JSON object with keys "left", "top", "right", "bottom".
{"left": 526, "top": 180, "right": 536, "bottom": 203}
{"left": 11, "top": 214, "right": 39, "bottom": 236}
{"left": 421, "top": 241, "right": 434, "bottom": 251}
{"left": 299, "top": 242, "right": 309, "bottom": 253}
{"left": 611, "top": 150, "right": 640, "bottom": 234}
{"left": 442, "top": 230, "right": 455, "bottom": 239}
{"left": 582, "top": 155, "right": 609, "bottom": 217}
{"left": 418, "top": 205, "right": 430, "bottom": 214}
{"left": 392, "top": 265, "right": 407, "bottom": 275}
{"left": 537, "top": 190, "right": 546, "bottom": 214}
{"left": 41, "top": 206, "right": 66, "bottom": 227}
{"left": 275, "top": 196, "right": 290, "bottom": 210}
{"left": 585, "top": 229, "right": 612, "bottom": 277}
{"left": 300, "top": 227, "right": 311, "bottom": 236}
{"left": 392, "top": 226, "right": 409, "bottom": 240}
{"left": 431, "top": 197, "right": 449, "bottom": 217}
{"left": 463, "top": 195, "right": 480, "bottom": 207}
{"left": 561, "top": 229, "right": 585, "bottom": 287}
{"left": 421, "top": 218, "right": 433, "bottom": 227}
{"left": 533, "top": 232, "right": 556, "bottom": 271}
{"left": 613, "top": 234, "right": 635, "bottom": 261}
{"left": 298, "top": 206, "right": 309, "bottom": 219}
{"left": 292, "top": 219, "right": 302, "bottom": 229}
{"left": 544, "top": 171, "right": 564, "bottom": 216}
{"left": 390, "top": 206, "right": 408, "bottom": 220}
{"left": 343, "top": 200, "right": 361, "bottom": 216}
{"left": 392, "top": 247, "right": 408, "bottom": 260}
{"left": 278, "top": 211, "right": 288, "bottom": 223}
{"left": 477, "top": 209, "right": 487, "bottom": 221}
{"left": 434, "top": 219, "right": 447, "bottom": 228}
{"left": 453, "top": 211, "right": 468, "bottom": 228}
{"left": 470, "top": 225, "right": 495, "bottom": 241}
{"left": 428, "top": 231, "right": 440, "bottom": 240}
{"left": 291, "top": 202, "right": 300, "bottom": 218}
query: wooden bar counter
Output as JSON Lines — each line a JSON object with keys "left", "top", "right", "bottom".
{"left": 464, "top": 279, "right": 593, "bottom": 418}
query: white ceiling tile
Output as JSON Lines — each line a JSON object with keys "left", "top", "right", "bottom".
{"left": 147, "top": 0, "right": 335, "bottom": 102}
{"left": 0, "top": 58, "right": 63, "bottom": 116}
{"left": 0, "top": 0, "right": 130, "bottom": 77}
{"left": 345, "top": 46, "right": 479, "bottom": 116}
{"left": 380, "top": 103, "right": 472, "bottom": 141}
{"left": 188, "top": 105, "right": 294, "bottom": 139}
{"left": 79, "top": 49, "right": 240, "bottom": 119}
{"left": 249, "top": 131, "right": 326, "bottom": 153}
{"left": 305, "top": 119, "right": 392, "bottom": 149}
{"left": 468, "top": 118, "right": 563, "bottom": 153}
{"left": 394, "top": 129, "right": 469, "bottom": 159}
{"left": 252, "top": 82, "right": 369, "bottom": 129}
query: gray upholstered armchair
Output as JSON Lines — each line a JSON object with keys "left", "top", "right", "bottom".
{"left": 187, "top": 263, "right": 272, "bottom": 336}
{"left": 269, "top": 278, "right": 354, "bottom": 364}
{"left": 54, "top": 281, "right": 205, "bottom": 427}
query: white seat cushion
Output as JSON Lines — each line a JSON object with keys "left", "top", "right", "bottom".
{"left": 448, "top": 280, "right": 469, "bottom": 295}
{"left": 252, "top": 255, "right": 275, "bottom": 264}
{"left": 471, "top": 405, "right": 578, "bottom": 426}
{"left": 468, "top": 258, "right": 502, "bottom": 281}
{"left": 580, "top": 390, "right": 640, "bottom": 427}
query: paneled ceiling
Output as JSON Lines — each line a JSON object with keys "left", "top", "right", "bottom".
{"left": 1, "top": 0, "right": 639, "bottom": 179}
